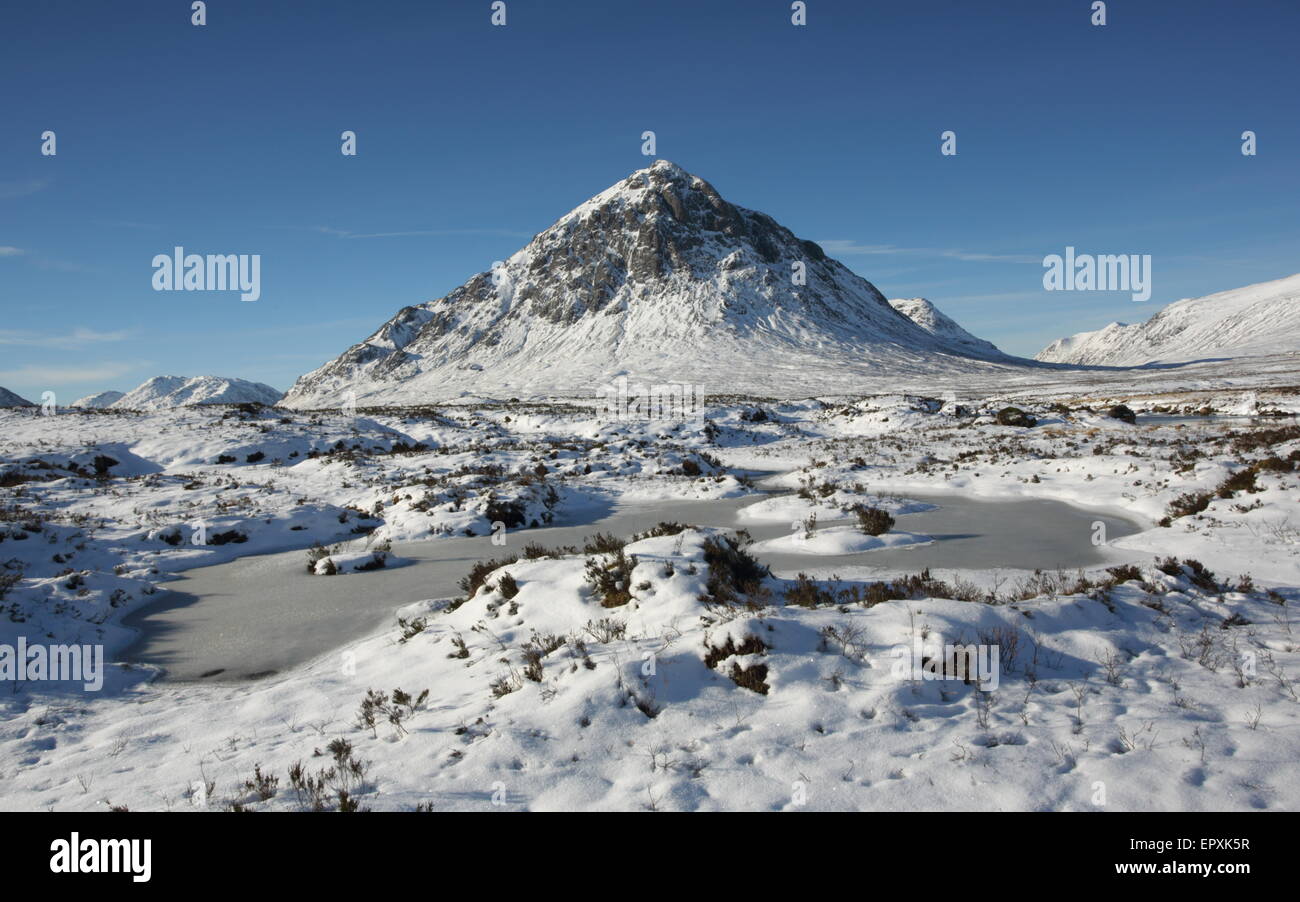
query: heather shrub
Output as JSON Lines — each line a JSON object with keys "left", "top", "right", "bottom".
{"left": 852, "top": 504, "right": 895, "bottom": 536}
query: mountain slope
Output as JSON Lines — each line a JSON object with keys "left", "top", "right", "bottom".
{"left": 0, "top": 387, "right": 34, "bottom": 407}
{"left": 110, "top": 376, "right": 282, "bottom": 410}
{"left": 887, "top": 297, "right": 1004, "bottom": 359}
{"left": 282, "top": 161, "right": 1023, "bottom": 407}
{"left": 71, "top": 390, "right": 125, "bottom": 409}
{"left": 1036, "top": 273, "right": 1300, "bottom": 366}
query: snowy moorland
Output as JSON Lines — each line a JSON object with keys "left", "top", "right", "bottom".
{"left": 0, "top": 385, "right": 1297, "bottom": 812}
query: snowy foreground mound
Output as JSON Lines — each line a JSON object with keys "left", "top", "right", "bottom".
{"left": 0, "top": 387, "right": 1297, "bottom": 811}
{"left": 1036, "top": 272, "right": 1300, "bottom": 366}
{"left": 4, "top": 528, "right": 1293, "bottom": 812}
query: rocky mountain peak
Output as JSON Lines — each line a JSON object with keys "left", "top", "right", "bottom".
{"left": 496, "top": 159, "right": 832, "bottom": 325}
{"left": 281, "top": 164, "right": 1017, "bottom": 407}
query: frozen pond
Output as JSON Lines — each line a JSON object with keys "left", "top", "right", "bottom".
{"left": 121, "top": 490, "right": 1144, "bottom": 682}
{"left": 1137, "top": 414, "right": 1297, "bottom": 428}
{"left": 745, "top": 491, "right": 1141, "bottom": 575}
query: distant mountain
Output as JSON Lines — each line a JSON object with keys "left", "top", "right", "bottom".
{"left": 1036, "top": 273, "right": 1300, "bottom": 366}
{"left": 110, "top": 376, "right": 283, "bottom": 410}
{"left": 282, "top": 160, "right": 1023, "bottom": 407}
{"left": 0, "top": 387, "right": 34, "bottom": 408}
{"left": 71, "top": 390, "right": 125, "bottom": 409}
{"left": 887, "top": 297, "right": 1005, "bottom": 360}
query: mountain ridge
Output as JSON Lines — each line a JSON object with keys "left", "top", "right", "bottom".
{"left": 887, "top": 297, "right": 1004, "bottom": 359}
{"left": 71, "top": 390, "right": 125, "bottom": 409}
{"left": 0, "top": 387, "right": 34, "bottom": 408}
{"left": 281, "top": 161, "right": 1025, "bottom": 408}
{"left": 110, "top": 376, "right": 283, "bottom": 410}
{"left": 1036, "top": 273, "right": 1300, "bottom": 366}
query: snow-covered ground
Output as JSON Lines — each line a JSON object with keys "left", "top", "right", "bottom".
{"left": 0, "top": 384, "right": 1297, "bottom": 811}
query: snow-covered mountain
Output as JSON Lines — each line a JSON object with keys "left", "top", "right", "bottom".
{"left": 0, "top": 387, "right": 34, "bottom": 407}
{"left": 887, "top": 297, "right": 1004, "bottom": 359}
{"left": 110, "top": 376, "right": 282, "bottom": 410}
{"left": 282, "top": 161, "right": 1023, "bottom": 407}
{"left": 71, "top": 390, "right": 125, "bottom": 409}
{"left": 1035, "top": 273, "right": 1300, "bottom": 366}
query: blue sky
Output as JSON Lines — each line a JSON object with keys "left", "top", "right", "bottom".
{"left": 3, "top": 0, "right": 1298, "bottom": 402}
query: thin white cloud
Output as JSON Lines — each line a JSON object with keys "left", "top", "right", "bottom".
{"left": 30, "top": 256, "right": 94, "bottom": 273}
{"left": 0, "top": 327, "right": 132, "bottom": 349}
{"left": 927, "top": 291, "right": 1047, "bottom": 304}
{"left": 0, "top": 361, "right": 142, "bottom": 387}
{"left": 314, "top": 226, "right": 533, "bottom": 239}
{"left": 96, "top": 219, "right": 162, "bottom": 230}
{"left": 0, "top": 178, "right": 49, "bottom": 200}
{"left": 817, "top": 240, "right": 1038, "bottom": 264}
{"left": 3, "top": 249, "right": 94, "bottom": 271}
